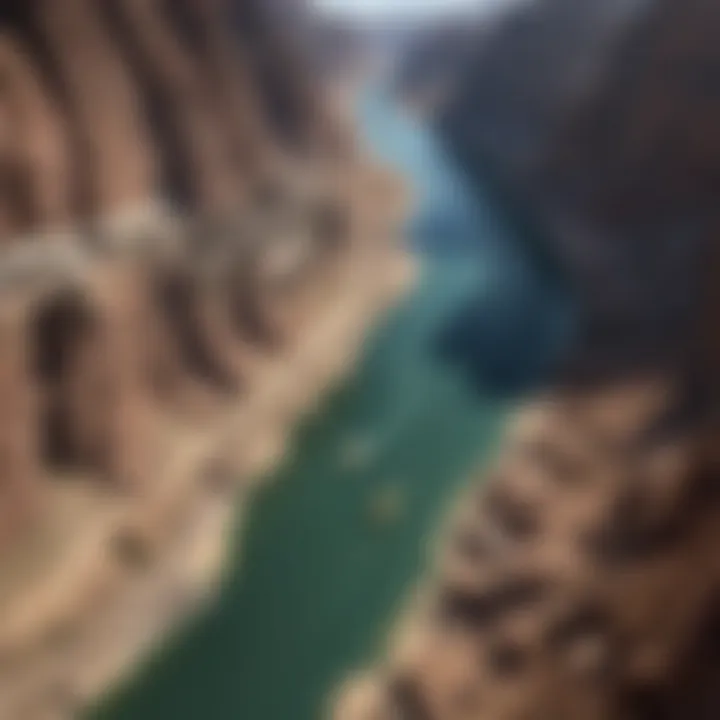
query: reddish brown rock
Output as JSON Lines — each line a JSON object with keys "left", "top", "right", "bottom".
{"left": 0, "top": 0, "right": 371, "bottom": 542}
{"left": 0, "top": 298, "right": 41, "bottom": 540}
{"left": 0, "top": 36, "right": 71, "bottom": 238}
{"left": 30, "top": 0, "right": 158, "bottom": 218}
{"left": 106, "top": 0, "right": 243, "bottom": 215}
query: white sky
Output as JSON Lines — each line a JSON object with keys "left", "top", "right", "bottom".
{"left": 314, "top": 0, "right": 499, "bottom": 20}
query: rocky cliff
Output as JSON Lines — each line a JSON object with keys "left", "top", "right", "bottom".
{"left": 391, "top": 15, "right": 490, "bottom": 115}
{"left": 0, "top": 2, "right": 410, "bottom": 717}
{"left": 336, "top": 377, "right": 720, "bottom": 720}
{"left": 436, "top": 0, "right": 720, "bottom": 390}
{"left": 0, "top": 0, "right": 357, "bottom": 507}
{"left": 335, "top": 2, "right": 720, "bottom": 719}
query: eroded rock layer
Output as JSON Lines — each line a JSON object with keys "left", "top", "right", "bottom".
{"left": 0, "top": 1, "right": 410, "bottom": 717}
{"left": 335, "top": 379, "right": 720, "bottom": 720}
{"left": 0, "top": 0, "right": 361, "bottom": 517}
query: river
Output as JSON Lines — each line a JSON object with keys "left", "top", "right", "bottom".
{"left": 91, "top": 89, "right": 572, "bottom": 720}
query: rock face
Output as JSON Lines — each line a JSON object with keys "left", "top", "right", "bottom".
{"left": 437, "top": 0, "right": 720, "bottom": 388}
{"left": 0, "top": 0, "right": 357, "bottom": 510}
{"left": 335, "top": 2, "right": 720, "bottom": 719}
{"left": 0, "top": 3, "right": 410, "bottom": 716}
{"left": 391, "top": 16, "right": 489, "bottom": 115}
{"left": 335, "top": 378, "right": 720, "bottom": 720}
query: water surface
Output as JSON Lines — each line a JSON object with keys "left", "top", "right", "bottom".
{"left": 93, "top": 89, "right": 569, "bottom": 720}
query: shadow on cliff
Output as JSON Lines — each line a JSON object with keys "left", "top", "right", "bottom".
{"left": 358, "top": 85, "right": 578, "bottom": 399}
{"left": 420, "top": 134, "right": 577, "bottom": 399}
{"left": 435, "top": 277, "right": 574, "bottom": 398}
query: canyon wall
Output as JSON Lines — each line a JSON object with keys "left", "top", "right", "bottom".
{"left": 0, "top": 0, "right": 370, "bottom": 546}
{"left": 335, "top": 3, "right": 720, "bottom": 719}
{"left": 0, "top": 2, "right": 412, "bottom": 716}
{"left": 436, "top": 0, "right": 720, "bottom": 391}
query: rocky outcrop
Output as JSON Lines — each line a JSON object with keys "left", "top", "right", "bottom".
{"left": 335, "top": 378, "right": 720, "bottom": 720}
{"left": 0, "top": 0, "right": 363, "bottom": 498}
{"left": 0, "top": 1, "right": 410, "bottom": 716}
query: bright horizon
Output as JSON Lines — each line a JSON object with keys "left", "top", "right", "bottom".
{"left": 313, "top": 0, "right": 505, "bottom": 20}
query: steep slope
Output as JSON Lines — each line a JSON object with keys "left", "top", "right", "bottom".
{"left": 0, "top": 2, "right": 411, "bottom": 717}
{"left": 335, "top": 1, "right": 720, "bottom": 718}
{"left": 437, "top": 0, "right": 720, "bottom": 386}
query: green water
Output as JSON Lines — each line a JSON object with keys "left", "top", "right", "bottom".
{"left": 93, "top": 256, "right": 505, "bottom": 720}
{"left": 93, "top": 89, "right": 569, "bottom": 720}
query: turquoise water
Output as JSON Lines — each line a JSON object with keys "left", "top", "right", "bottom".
{"left": 92, "top": 90, "right": 569, "bottom": 720}
{"left": 359, "top": 91, "right": 573, "bottom": 395}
